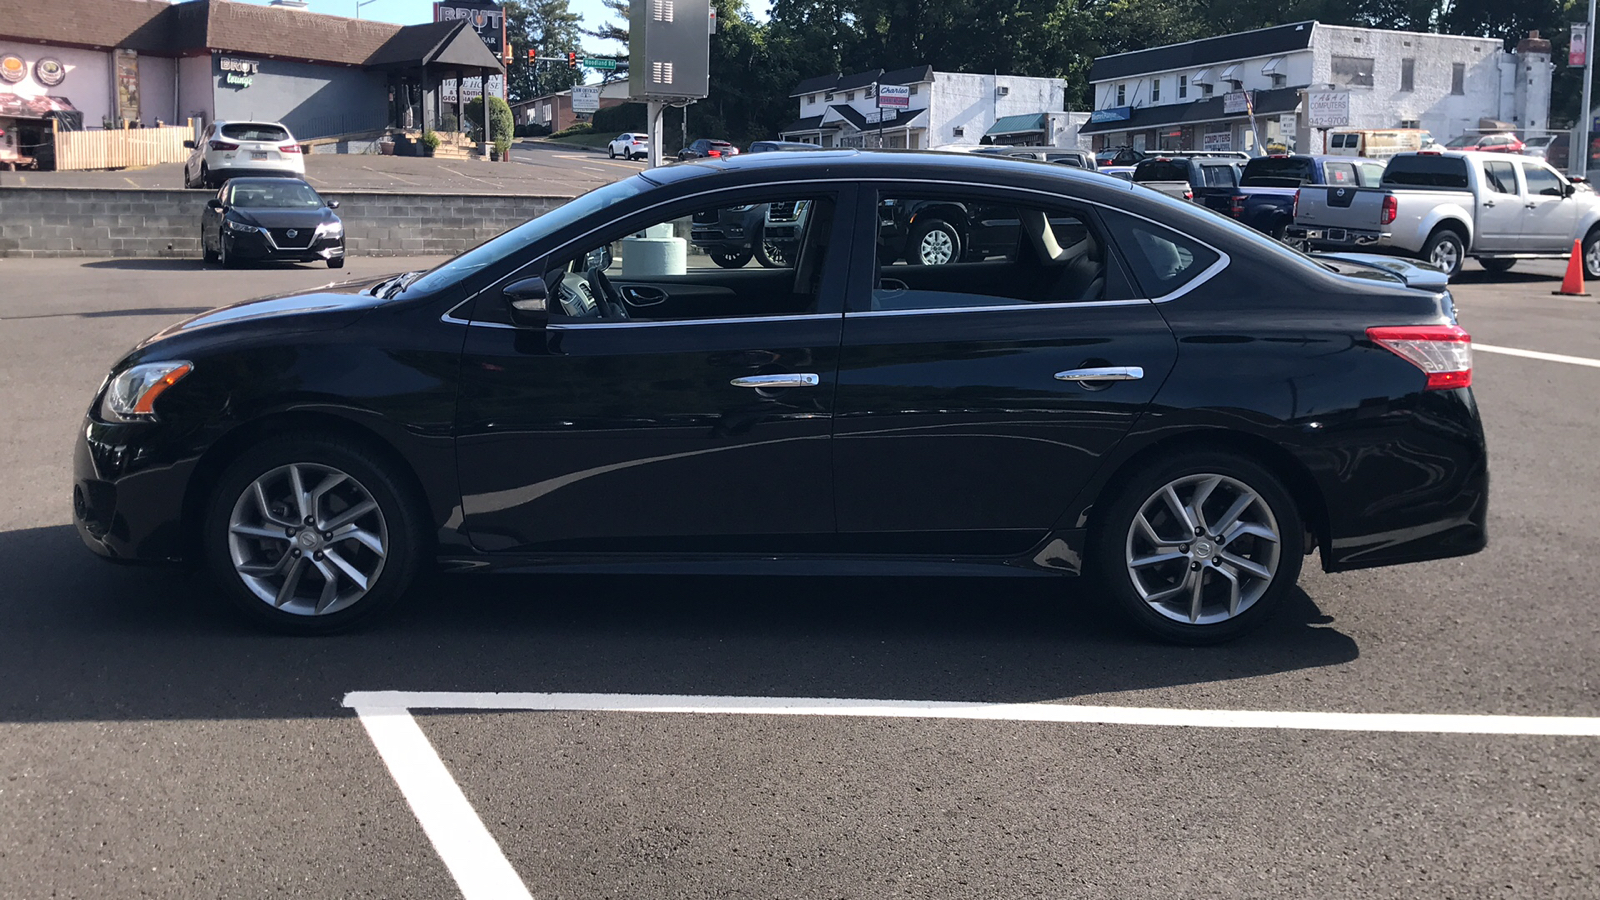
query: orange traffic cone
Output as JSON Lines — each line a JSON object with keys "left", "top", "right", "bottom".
{"left": 1554, "top": 239, "right": 1591, "bottom": 297}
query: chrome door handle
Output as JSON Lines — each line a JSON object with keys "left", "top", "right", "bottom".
{"left": 1055, "top": 366, "right": 1144, "bottom": 382}
{"left": 730, "top": 373, "right": 820, "bottom": 388}
{"left": 1483, "top": 200, "right": 1495, "bottom": 207}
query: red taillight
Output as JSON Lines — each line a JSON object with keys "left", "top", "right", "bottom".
{"left": 1183, "top": 188, "right": 1194, "bottom": 200}
{"left": 707, "top": 149, "right": 721, "bottom": 157}
{"left": 208, "top": 140, "right": 239, "bottom": 151}
{"left": 1380, "top": 194, "right": 1398, "bottom": 226}
{"left": 279, "top": 143, "right": 301, "bottom": 154}
{"left": 1367, "top": 325, "right": 1472, "bottom": 390}
{"left": 1230, "top": 195, "right": 1246, "bottom": 218}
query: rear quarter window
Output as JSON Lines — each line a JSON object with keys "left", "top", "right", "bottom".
{"left": 1381, "top": 156, "right": 1470, "bottom": 190}
{"left": 1102, "top": 212, "right": 1221, "bottom": 298}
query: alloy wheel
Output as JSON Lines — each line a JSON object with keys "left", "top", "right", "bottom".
{"left": 1429, "top": 239, "right": 1459, "bottom": 274}
{"left": 226, "top": 462, "right": 389, "bottom": 616}
{"left": 918, "top": 229, "right": 955, "bottom": 265}
{"left": 1586, "top": 240, "right": 1600, "bottom": 278}
{"left": 1123, "top": 473, "right": 1281, "bottom": 625}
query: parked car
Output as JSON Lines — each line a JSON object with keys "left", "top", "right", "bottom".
{"left": 973, "top": 146, "right": 1097, "bottom": 168}
{"left": 1097, "top": 165, "right": 1136, "bottom": 182}
{"left": 1522, "top": 134, "right": 1570, "bottom": 171}
{"left": 199, "top": 178, "right": 344, "bottom": 269}
{"left": 183, "top": 121, "right": 304, "bottom": 190}
{"left": 678, "top": 139, "right": 738, "bottom": 160}
{"left": 1095, "top": 147, "right": 1146, "bottom": 167}
{"left": 607, "top": 133, "right": 649, "bottom": 160}
{"left": 1288, "top": 150, "right": 1600, "bottom": 278}
{"left": 747, "top": 140, "right": 825, "bottom": 153}
{"left": 1442, "top": 133, "right": 1525, "bottom": 154}
{"left": 74, "top": 151, "right": 1488, "bottom": 643}
{"left": 1326, "top": 129, "right": 1433, "bottom": 160}
{"left": 1131, "top": 156, "right": 1244, "bottom": 214}
{"left": 1230, "top": 154, "right": 1386, "bottom": 240}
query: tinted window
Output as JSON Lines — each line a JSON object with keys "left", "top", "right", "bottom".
{"left": 1381, "top": 156, "right": 1469, "bottom": 190}
{"left": 220, "top": 123, "right": 289, "bottom": 142}
{"left": 1324, "top": 162, "right": 1356, "bottom": 184}
{"left": 1102, "top": 213, "right": 1220, "bottom": 297}
{"left": 1240, "top": 157, "right": 1314, "bottom": 187}
{"left": 872, "top": 194, "right": 1109, "bottom": 308}
{"left": 1201, "top": 164, "right": 1237, "bottom": 188}
{"left": 1133, "top": 160, "right": 1191, "bottom": 182}
{"left": 1522, "top": 164, "right": 1564, "bottom": 198}
{"left": 227, "top": 181, "right": 323, "bottom": 209}
{"left": 1482, "top": 161, "right": 1516, "bottom": 194}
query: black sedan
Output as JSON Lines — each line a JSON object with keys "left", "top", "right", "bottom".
{"left": 201, "top": 178, "right": 345, "bottom": 269}
{"left": 74, "top": 150, "right": 1487, "bottom": 642}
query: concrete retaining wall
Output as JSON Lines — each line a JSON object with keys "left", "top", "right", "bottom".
{"left": 0, "top": 188, "right": 566, "bottom": 258}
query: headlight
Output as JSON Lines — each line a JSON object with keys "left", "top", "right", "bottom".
{"left": 224, "top": 219, "right": 257, "bottom": 233}
{"left": 99, "top": 361, "right": 193, "bottom": 422}
{"left": 317, "top": 221, "right": 344, "bottom": 236}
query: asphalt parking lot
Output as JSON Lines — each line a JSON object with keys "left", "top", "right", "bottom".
{"left": 0, "top": 256, "right": 1596, "bottom": 898}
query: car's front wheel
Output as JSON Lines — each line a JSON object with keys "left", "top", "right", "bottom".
{"left": 1091, "top": 450, "right": 1303, "bottom": 644}
{"left": 202, "top": 435, "right": 427, "bottom": 633}
{"left": 909, "top": 219, "right": 960, "bottom": 265}
{"left": 709, "top": 248, "right": 752, "bottom": 268}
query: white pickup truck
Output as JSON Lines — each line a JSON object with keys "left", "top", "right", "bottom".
{"left": 1286, "top": 150, "right": 1600, "bottom": 279}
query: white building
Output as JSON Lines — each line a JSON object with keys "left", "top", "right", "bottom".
{"left": 780, "top": 65, "right": 1071, "bottom": 150}
{"left": 1082, "top": 21, "right": 1554, "bottom": 155}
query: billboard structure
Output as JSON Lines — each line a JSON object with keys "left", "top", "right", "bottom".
{"left": 628, "top": 0, "right": 711, "bottom": 102}
{"left": 435, "top": 0, "right": 506, "bottom": 100}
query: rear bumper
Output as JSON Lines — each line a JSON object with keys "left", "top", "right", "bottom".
{"left": 1287, "top": 225, "right": 1387, "bottom": 249}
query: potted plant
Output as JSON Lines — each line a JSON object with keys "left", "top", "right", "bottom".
{"left": 420, "top": 130, "right": 441, "bottom": 158}
{"left": 494, "top": 136, "right": 512, "bottom": 163}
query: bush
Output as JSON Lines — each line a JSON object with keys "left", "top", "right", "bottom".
{"left": 514, "top": 121, "right": 551, "bottom": 138}
{"left": 420, "top": 130, "right": 441, "bottom": 151}
{"left": 591, "top": 103, "right": 648, "bottom": 135}
{"left": 464, "top": 96, "right": 514, "bottom": 144}
{"left": 494, "top": 136, "right": 512, "bottom": 159}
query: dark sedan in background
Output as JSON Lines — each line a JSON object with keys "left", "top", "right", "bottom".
{"left": 75, "top": 151, "right": 1486, "bottom": 643}
{"left": 201, "top": 178, "right": 345, "bottom": 268}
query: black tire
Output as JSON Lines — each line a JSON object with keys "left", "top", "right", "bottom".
{"left": 908, "top": 219, "right": 961, "bottom": 266}
{"left": 202, "top": 232, "right": 218, "bottom": 263}
{"left": 753, "top": 230, "right": 790, "bottom": 268}
{"left": 201, "top": 434, "right": 428, "bottom": 634}
{"left": 1420, "top": 228, "right": 1466, "bottom": 279}
{"left": 328, "top": 257, "right": 345, "bottom": 269}
{"left": 1089, "top": 450, "right": 1304, "bottom": 645}
{"left": 709, "top": 248, "right": 752, "bottom": 268}
{"left": 1583, "top": 229, "right": 1600, "bottom": 280}
{"left": 1478, "top": 259, "right": 1516, "bottom": 276}
{"left": 200, "top": 162, "right": 215, "bottom": 190}
{"left": 608, "top": 148, "right": 616, "bottom": 159}
{"left": 217, "top": 233, "right": 234, "bottom": 268}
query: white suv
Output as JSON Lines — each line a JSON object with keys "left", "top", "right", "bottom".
{"left": 183, "top": 121, "right": 305, "bottom": 189}
{"left": 607, "top": 133, "right": 648, "bottom": 160}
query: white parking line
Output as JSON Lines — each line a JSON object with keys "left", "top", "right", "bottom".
{"left": 1476, "top": 343, "right": 1600, "bottom": 369}
{"left": 347, "top": 691, "right": 1600, "bottom": 899}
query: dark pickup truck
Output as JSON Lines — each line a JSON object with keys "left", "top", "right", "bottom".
{"left": 1230, "top": 154, "right": 1386, "bottom": 240}
{"left": 1131, "top": 156, "right": 1245, "bottom": 214}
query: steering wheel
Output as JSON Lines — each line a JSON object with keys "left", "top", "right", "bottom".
{"left": 586, "top": 266, "right": 629, "bottom": 319}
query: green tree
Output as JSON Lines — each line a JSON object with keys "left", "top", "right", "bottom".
{"left": 466, "top": 95, "right": 516, "bottom": 142}
{"left": 505, "top": 0, "right": 585, "bottom": 103}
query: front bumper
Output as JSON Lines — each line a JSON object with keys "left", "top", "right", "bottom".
{"left": 223, "top": 227, "right": 344, "bottom": 262}
{"left": 73, "top": 416, "right": 198, "bottom": 564}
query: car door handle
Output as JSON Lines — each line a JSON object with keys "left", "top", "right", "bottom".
{"left": 731, "top": 373, "right": 820, "bottom": 388}
{"left": 1483, "top": 200, "right": 1495, "bottom": 207}
{"left": 1055, "top": 367, "right": 1144, "bottom": 382}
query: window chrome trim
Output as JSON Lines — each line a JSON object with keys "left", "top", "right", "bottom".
{"left": 850, "top": 298, "right": 1151, "bottom": 318}
{"left": 443, "top": 175, "right": 1234, "bottom": 328}
{"left": 548, "top": 312, "right": 839, "bottom": 330}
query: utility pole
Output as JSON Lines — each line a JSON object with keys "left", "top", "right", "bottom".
{"left": 1583, "top": 0, "right": 1597, "bottom": 177}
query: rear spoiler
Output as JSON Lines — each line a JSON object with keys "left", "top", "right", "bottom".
{"left": 1313, "top": 252, "right": 1450, "bottom": 291}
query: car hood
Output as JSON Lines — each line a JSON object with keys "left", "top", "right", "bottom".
{"left": 229, "top": 207, "right": 336, "bottom": 229}
{"left": 136, "top": 275, "right": 396, "bottom": 350}
{"left": 1315, "top": 252, "right": 1451, "bottom": 291}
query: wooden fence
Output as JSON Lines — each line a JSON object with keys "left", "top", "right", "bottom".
{"left": 53, "top": 121, "right": 193, "bottom": 171}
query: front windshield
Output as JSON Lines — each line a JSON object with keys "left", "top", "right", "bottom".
{"left": 228, "top": 181, "right": 324, "bottom": 209}
{"left": 405, "top": 176, "right": 651, "bottom": 296}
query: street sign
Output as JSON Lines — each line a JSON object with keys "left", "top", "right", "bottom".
{"left": 1306, "top": 90, "right": 1350, "bottom": 128}
{"left": 877, "top": 84, "right": 910, "bottom": 109}
{"left": 572, "top": 85, "right": 600, "bottom": 112}
{"left": 585, "top": 58, "right": 617, "bottom": 70}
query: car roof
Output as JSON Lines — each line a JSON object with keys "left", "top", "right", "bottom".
{"left": 223, "top": 177, "right": 315, "bottom": 187}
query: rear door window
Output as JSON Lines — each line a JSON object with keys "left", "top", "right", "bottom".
{"left": 221, "top": 123, "right": 290, "bottom": 142}
{"left": 1381, "top": 155, "right": 1470, "bottom": 189}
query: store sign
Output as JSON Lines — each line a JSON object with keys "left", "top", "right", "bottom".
{"left": 114, "top": 48, "right": 139, "bottom": 124}
{"left": 1203, "top": 131, "right": 1232, "bottom": 151}
{"left": 1089, "top": 106, "right": 1131, "bottom": 124}
{"left": 877, "top": 84, "right": 911, "bottom": 109}
{"left": 220, "top": 57, "right": 257, "bottom": 88}
{"left": 34, "top": 57, "right": 65, "bottom": 87}
{"left": 0, "top": 53, "right": 24, "bottom": 84}
{"left": 1573, "top": 23, "right": 1588, "bottom": 67}
{"left": 1223, "top": 90, "right": 1254, "bottom": 115}
{"left": 571, "top": 84, "right": 600, "bottom": 112}
{"left": 1306, "top": 90, "right": 1350, "bottom": 128}
{"left": 435, "top": 1, "right": 505, "bottom": 98}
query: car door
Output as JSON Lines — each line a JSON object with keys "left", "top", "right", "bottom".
{"left": 453, "top": 184, "right": 858, "bottom": 553}
{"left": 1516, "top": 161, "right": 1580, "bottom": 252}
{"left": 831, "top": 185, "right": 1181, "bottom": 556}
{"left": 1475, "top": 159, "right": 1524, "bottom": 251}
{"left": 186, "top": 124, "right": 211, "bottom": 181}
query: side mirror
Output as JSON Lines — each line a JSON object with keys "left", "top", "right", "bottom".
{"left": 503, "top": 276, "right": 549, "bottom": 327}
{"left": 207, "top": 199, "right": 224, "bottom": 212}
{"left": 583, "top": 245, "right": 612, "bottom": 271}
{"left": 183, "top": 140, "right": 195, "bottom": 149}
{"left": 327, "top": 200, "right": 340, "bottom": 209}
{"left": 1565, "top": 183, "right": 1577, "bottom": 198}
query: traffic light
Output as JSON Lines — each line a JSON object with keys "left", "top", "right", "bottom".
{"left": 502, "top": 43, "right": 512, "bottom": 65}
{"left": 567, "top": 51, "right": 578, "bottom": 69}
{"left": 527, "top": 48, "right": 536, "bottom": 64}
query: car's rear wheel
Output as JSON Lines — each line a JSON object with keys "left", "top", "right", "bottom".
{"left": 217, "top": 234, "right": 234, "bottom": 268}
{"left": 709, "top": 248, "right": 752, "bottom": 268}
{"left": 909, "top": 219, "right": 960, "bottom": 266}
{"left": 1091, "top": 450, "right": 1303, "bottom": 644}
{"left": 202, "top": 435, "right": 426, "bottom": 634}
{"left": 1421, "top": 228, "right": 1465, "bottom": 278}
{"left": 1478, "top": 258, "right": 1516, "bottom": 276}
{"left": 200, "top": 162, "right": 215, "bottom": 190}
{"left": 754, "top": 231, "right": 790, "bottom": 268}
{"left": 1583, "top": 229, "right": 1600, "bottom": 280}
{"left": 202, "top": 232, "right": 218, "bottom": 263}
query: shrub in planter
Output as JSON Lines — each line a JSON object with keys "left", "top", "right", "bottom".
{"left": 464, "top": 96, "right": 514, "bottom": 145}
{"left": 420, "top": 130, "right": 441, "bottom": 157}
{"left": 494, "top": 136, "right": 512, "bottom": 161}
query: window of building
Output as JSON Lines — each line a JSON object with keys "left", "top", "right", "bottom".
{"left": 553, "top": 193, "right": 838, "bottom": 321}
{"left": 1116, "top": 83, "right": 1126, "bottom": 105}
{"left": 807, "top": 94, "right": 816, "bottom": 104}
{"left": 1151, "top": 78, "right": 1161, "bottom": 102}
{"left": 909, "top": 84, "right": 919, "bottom": 95}
{"left": 871, "top": 194, "right": 1112, "bottom": 308}
{"left": 1201, "top": 82, "right": 1214, "bottom": 97}
{"left": 1331, "top": 55, "right": 1375, "bottom": 88}
{"left": 1482, "top": 160, "right": 1516, "bottom": 194}
{"left": 1270, "top": 74, "right": 1286, "bottom": 88}
{"left": 845, "top": 91, "right": 855, "bottom": 101}
{"left": 1399, "top": 118, "right": 1420, "bottom": 129}
{"left": 1400, "top": 58, "right": 1415, "bottom": 92}
{"left": 1451, "top": 62, "right": 1465, "bottom": 95}
{"left": 1178, "top": 75, "right": 1188, "bottom": 99}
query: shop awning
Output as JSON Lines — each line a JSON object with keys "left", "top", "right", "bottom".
{"left": 1079, "top": 86, "right": 1301, "bottom": 135}
{"left": 0, "top": 92, "right": 76, "bottom": 120}
{"left": 987, "top": 112, "right": 1047, "bottom": 137}
{"left": 1261, "top": 57, "right": 1284, "bottom": 75}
